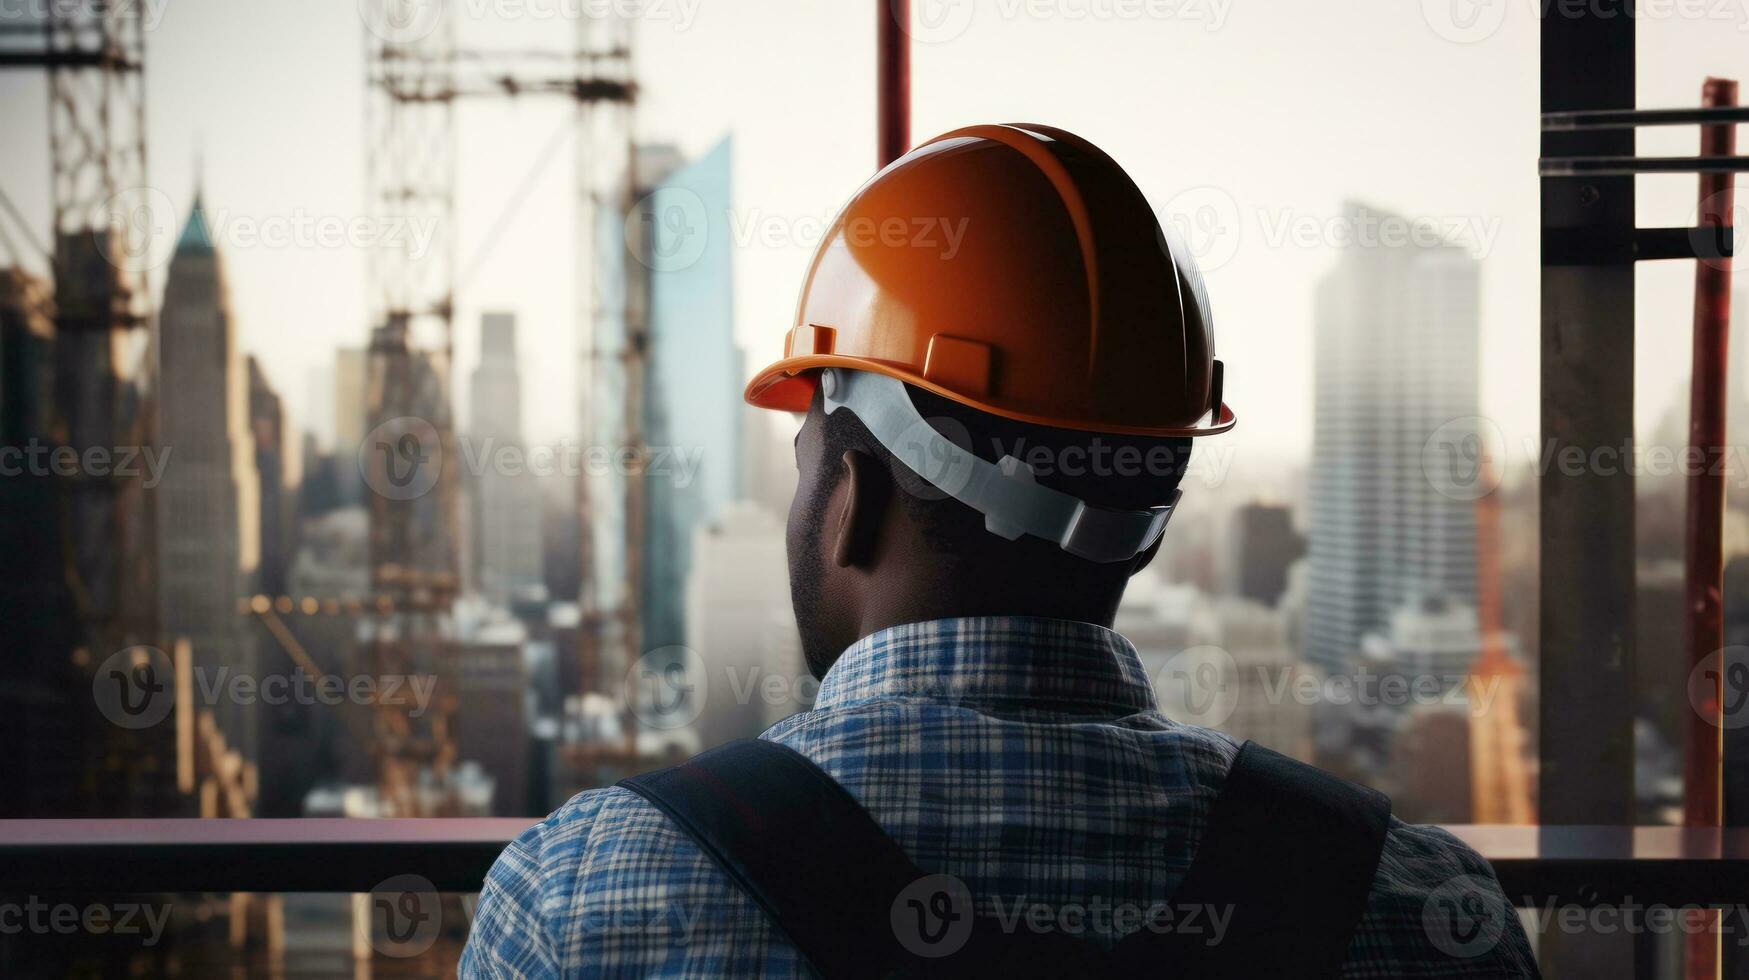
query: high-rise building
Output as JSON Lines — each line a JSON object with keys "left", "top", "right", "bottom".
{"left": 248, "top": 357, "right": 290, "bottom": 596}
{"left": 684, "top": 501, "right": 808, "bottom": 748}
{"left": 1303, "top": 202, "right": 1480, "bottom": 672}
{"left": 333, "top": 347, "right": 367, "bottom": 504}
{"left": 1126, "top": 589, "right": 1318, "bottom": 762}
{"left": 453, "top": 602, "right": 531, "bottom": 816}
{"left": 1231, "top": 502, "right": 1303, "bottom": 607}
{"left": 1210, "top": 599, "right": 1317, "bottom": 762}
{"left": 334, "top": 347, "right": 368, "bottom": 453}
{"left": 469, "top": 313, "right": 543, "bottom": 603}
{"left": 639, "top": 137, "right": 743, "bottom": 653}
{"left": 1388, "top": 703, "right": 1473, "bottom": 823}
{"left": 156, "top": 193, "right": 261, "bottom": 758}
{"left": 1372, "top": 594, "right": 1482, "bottom": 688}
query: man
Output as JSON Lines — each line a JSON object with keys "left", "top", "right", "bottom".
{"left": 463, "top": 124, "right": 1538, "bottom": 977}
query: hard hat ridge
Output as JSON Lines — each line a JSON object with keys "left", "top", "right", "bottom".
{"left": 745, "top": 123, "right": 1235, "bottom": 439}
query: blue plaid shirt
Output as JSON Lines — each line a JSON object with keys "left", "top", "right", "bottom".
{"left": 463, "top": 617, "right": 1538, "bottom": 977}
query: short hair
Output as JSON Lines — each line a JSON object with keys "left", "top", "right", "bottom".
{"left": 810, "top": 382, "right": 1193, "bottom": 563}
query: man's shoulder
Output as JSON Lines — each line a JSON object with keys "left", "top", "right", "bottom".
{"left": 466, "top": 782, "right": 782, "bottom": 977}
{"left": 499, "top": 782, "right": 703, "bottom": 893}
{"left": 1351, "top": 820, "right": 1539, "bottom": 977}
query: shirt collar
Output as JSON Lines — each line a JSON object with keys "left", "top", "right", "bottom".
{"left": 814, "top": 616, "right": 1160, "bottom": 715}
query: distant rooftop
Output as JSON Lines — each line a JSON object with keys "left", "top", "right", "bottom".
{"left": 177, "top": 192, "right": 215, "bottom": 255}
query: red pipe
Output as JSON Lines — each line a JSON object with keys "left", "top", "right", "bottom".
{"left": 1683, "top": 76, "right": 1735, "bottom": 980}
{"left": 1685, "top": 76, "right": 1738, "bottom": 829}
{"left": 878, "top": 0, "right": 910, "bottom": 167}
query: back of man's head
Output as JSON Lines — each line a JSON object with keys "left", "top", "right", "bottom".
{"left": 787, "top": 382, "right": 1192, "bottom": 676}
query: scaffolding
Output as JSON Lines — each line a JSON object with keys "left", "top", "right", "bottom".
{"left": 358, "top": 0, "right": 640, "bottom": 813}
{"left": 0, "top": 0, "right": 157, "bottom": 658}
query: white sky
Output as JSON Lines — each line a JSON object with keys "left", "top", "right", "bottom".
{"left": 3, "top": 0, "right": 1748, "bottom": 465}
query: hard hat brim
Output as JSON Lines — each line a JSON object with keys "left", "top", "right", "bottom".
{"left": 744, "top": 356, "right": 1236, "bottom": 438}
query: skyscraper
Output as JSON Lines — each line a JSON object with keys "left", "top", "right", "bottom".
{"left": 1232, "top": 502, "right": 1303, "bottom": 607}
{"left": 156, "top": 193, "right": 261, "bottom": 756}
{"left": 684, "top": 501, "right": 808, "bottom": 748}
{"left": 469, "top": 312, "right": 544, "bottom": 603}
{"left": 639, "top": 137, "right": 742, "bottom": 653}
{"left": 1303, "top": 202, "right": 1479, "bottom": 672}
{"left": 333, "top": 346, "right": 367, "bottom": 504}
{"left": 248, "top": 356, "right": 290, "bottom": 596}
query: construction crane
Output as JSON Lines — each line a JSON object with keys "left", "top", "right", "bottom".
{"left": 359, "top": 0, "right": 641, "bottom": 812}
{"left": 0, "top": 0, "right": 157, "bottom": 660}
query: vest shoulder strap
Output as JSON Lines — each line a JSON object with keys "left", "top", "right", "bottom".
{"left": 1122, "top": 740, "right": 1392, "bottom": 978}
{"left": 619, "top": 737, "right": 1390, "bottom": 979}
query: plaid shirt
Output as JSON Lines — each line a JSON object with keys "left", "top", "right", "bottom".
{"left": 463, "top": 617, "right": 1539, "bottom": 978}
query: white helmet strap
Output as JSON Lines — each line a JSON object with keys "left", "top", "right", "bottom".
{"left": 819, "top": 368, "right": 1181, "bottom": 564}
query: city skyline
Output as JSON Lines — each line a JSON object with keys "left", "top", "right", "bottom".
{"left": 8, "top": 1, "right": 1749, "bottom": 462}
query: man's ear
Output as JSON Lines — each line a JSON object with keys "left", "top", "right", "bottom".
{"left": 831, "top": 449, "right": 890, "bottom": 569}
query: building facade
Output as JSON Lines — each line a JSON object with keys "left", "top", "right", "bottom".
{"left": 156, "top": 194, "right": 261, "bottom": 758}
{"left": 1303, "top": 202, "right": 1480, "bottom": 672}
{"left": 469, "top": 312, "right": 544, "bottom": 603}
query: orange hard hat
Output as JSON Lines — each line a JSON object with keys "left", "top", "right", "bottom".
{"left": 743, "top": 122, "right": 1234, "bottom": 438}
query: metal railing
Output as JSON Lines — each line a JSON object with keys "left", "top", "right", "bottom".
{"left": 3, "top": 820, "right": 1749, "bottom": 907}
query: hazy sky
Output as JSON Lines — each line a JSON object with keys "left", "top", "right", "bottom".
{"left": 3, "top": 0, "right": 1749, "bottom": 466}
